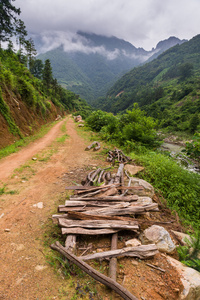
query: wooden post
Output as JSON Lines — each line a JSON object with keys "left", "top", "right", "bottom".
{"left": 109, "top": 233, "right": 118, "bottom": 280}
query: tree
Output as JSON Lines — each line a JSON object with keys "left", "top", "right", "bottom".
{"left": 24, "top": 37, "right": 37, "bottom": 69}
{"left": 42, "top": 59, "right": 53, "bottom": 91}
{"left": 30, "top": 59, "right": 44, "bottom": 79}
{"left": 0, "top": 0, "right": 21, "bottom": 47}
{"left": 179, "top": 63, "right": 194, "bottom": 81}
{"left": 15, "top": 19, "right": 27, "bottom": 61}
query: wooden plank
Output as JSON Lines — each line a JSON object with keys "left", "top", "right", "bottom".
{"left": 67, "top": 211, "right": 136, "bottom": 221}
{"left": 58, "top": 219, "right": 139, "bottom": 230}
{"left": 84, "top": 203, "right": 159, "bottom": 216}
{"left": 61, "top": 227, "right": 119, "bottom": 235}
{"left": 58, "top": 203, "right": 130, "bottom": 213}
{"left": 109, "top": 233, "right": 118, "bottom": 281}
{"left": 80, "top": 244, "right": 158, "bottom": 261}
{"left": 69, "top": 195, "right": 139, "bottom": 202}
{"left": 64, "top": 200, "right": 130, "bottom": 207}
{"left": 65, "top": 185, "right": 89, "bottom": 190}
{"left": 51, "top": 241, "right": 138, "bottom": 300}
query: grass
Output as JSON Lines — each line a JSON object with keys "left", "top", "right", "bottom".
{"left": 133, "top": 150, "right": 200, "bottom": 230}
{"left": 0, "top": 121, "right": 57, "bottom": 160}
{"left": 0, "top": 184, "right": 18, "bottom": 195}
{"left": 56, "top": 134, "right": 69, "bottom": 143}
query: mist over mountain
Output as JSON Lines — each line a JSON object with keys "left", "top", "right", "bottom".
{"left": 36, "top": 31, "right": 186, "bottom": 103}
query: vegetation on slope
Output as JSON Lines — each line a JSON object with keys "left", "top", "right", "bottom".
{"left": 96, "top": 35, "right": 200, "bottom": 134}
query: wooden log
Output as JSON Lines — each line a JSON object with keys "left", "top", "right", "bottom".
{"left": 58, "top": 219, "right": 139, "bottom": 231}
{"left": 76, "top": 184, "right": 120, "bottom": 195}
{"left": 85, "top": 141, "right": 100, "bottom": 151}
{"left": 67, "top": 211, "right": 137, "bottom": 222}
{"left": 80, "top": 187, "right": 110, "bottom": 198}
{"left": 97, "top": 187, "right": 118, "bottom": 197}
{"left": 84, "top": 203, "right": 159, "bottom": 216}
{"left": 114, "top": 163, "right": 124, "bottom": 184}
{"left": 109, "top": 233, "right": 118, "bottom": 281}
{"left": 80, "top": 244, "right": 158, "bottom": 261}
{"left": 65, "top": 235, "right": 76, "bottom": 253}
{"left": 51, "top": 241, "right": 138, "bottom": 300}
{"left": 61, "top": 227, "right": 119, "bottom": 235}
{"left": 65, "top": 185, "right": 89, "bottom": 190}
{"left": 88, "top": 168, "right": 101, "bottom": 183}
{"left": 93, "top": 142, "right": 101, "bottom": 151}
{"left": 64, "top": 200, "right": 130, "bottom": 207}
{"left": 59, "top": 203, "right": 130, "bottom": 213}
{"left": 69, "top": 195, "right": 138, "bottom": 202}
{"left": 98, "top": 169, "right": 105, "bottom": 183}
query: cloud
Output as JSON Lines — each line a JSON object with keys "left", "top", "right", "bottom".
{"left": 15, "top": 0, "right": 200, "bottom": 50}
{"left": 35, "top": 30, "right": 121, "bottom": 60}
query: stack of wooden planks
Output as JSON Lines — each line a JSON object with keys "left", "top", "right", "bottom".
{"left": 51, "top": 163, "right": 159, "bottom": 300}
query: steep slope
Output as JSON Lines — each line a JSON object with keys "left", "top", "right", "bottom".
{"left": 100, "top": 34, "right": 200, "bottom": 132}
{"left": 0, "top": 49, "right": 90, "bottom": 149}
{"left": 36, "top": 32, "right": 185, "bottom": 103}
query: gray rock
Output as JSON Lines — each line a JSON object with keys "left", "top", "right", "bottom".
{"left": 139, "top": 225, "right": 176, "bottom": 253}
{"left": 125, "top": 177, "right": 154, "bottom": 197}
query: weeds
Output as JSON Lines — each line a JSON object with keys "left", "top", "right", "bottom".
{"left": 177, "top": 230, "right": 200, "bottom": 271}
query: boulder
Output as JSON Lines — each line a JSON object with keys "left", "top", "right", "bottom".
{"left": 125, "top": 238, "right": 141, "bottom": 247}
{"left": 125, "top": 177, "right": 154, "bottom": 197}
{"left": 124, "top": 165, "right": 144, "bottom": 176}
{"left": 166, "top": 256, "right": 200, "bottom": 300}
{"left": 139, "top": 225, "right": 176, "bottom": 253}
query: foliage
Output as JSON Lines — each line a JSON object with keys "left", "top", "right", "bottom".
{"left": 177, "top": 230, "right": 200, "bottom": 272}
{"left": 86, "top": 110, "right": 116, "bottom": 132}
{"left": 0, "top": 0, "right": 21, "bottom": 44}
{"left": 86, "top": 106, "right": 159, "bottom": 148}
{"left": 134, "top": 151, "right": 200, "bottom": 228}
{"left": 98, "top": 35, "right": 200, "bottom": 134}
{"left": 183, "top": 133, "right": 200, "bottom": 161}
{"left": 0, "top": 48, "right": 91, "bottom": 148}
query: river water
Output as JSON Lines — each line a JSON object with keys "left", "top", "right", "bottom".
{"left": 160, "top": 142, "right": 199, "bottom": 173}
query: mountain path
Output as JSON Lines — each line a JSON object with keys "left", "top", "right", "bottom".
{"left": 0, "top": 117, "right": 183, "bottom": 300}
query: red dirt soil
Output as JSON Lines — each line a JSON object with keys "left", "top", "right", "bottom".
{"left": 0, "top": 117, "right": 183, "bottom": 300}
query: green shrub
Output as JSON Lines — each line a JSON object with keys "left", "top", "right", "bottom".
{"left": 183, "top": 133, "right": 200, "bottom": 161}
{"left": 86, "top": 110, "right": 116, "bottom": 132}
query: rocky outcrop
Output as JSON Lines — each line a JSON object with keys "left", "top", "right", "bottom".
{"left": 139, "top": 225, "right": 176, "bottom": 254}
{"left": 166, "top": 256, "right": 200, "bottom": 300}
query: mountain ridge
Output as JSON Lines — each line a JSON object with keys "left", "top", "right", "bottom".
{"left": 36, "top": 31, "right": 186, "bottom": 103}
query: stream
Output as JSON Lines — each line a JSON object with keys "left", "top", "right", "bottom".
{"left": 160, "top": 142, "right": 200, "bottom": 173}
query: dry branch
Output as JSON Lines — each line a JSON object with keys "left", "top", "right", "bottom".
{"left": 80, "top": 244, "right": 158, "bottom": 261}
{"left": 85, "top": 141, "right": 101, "bottom": 151}
{"left": 51, "top": 241, "right": 138, "bottom": 300}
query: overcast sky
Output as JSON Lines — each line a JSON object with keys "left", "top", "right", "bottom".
{"left": 15, "top": 0, "right": 200, "bottom": 51}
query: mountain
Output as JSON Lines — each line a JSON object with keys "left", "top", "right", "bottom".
{"left": 98, "top": 34, "right": 200, "bottom": 133}
{"left": 36, "top": 32, "right": 185, "bottom": 104}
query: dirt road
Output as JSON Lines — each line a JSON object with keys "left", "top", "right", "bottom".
{"left": 0, "top": 117, "right": 104, "bottom": 300}
{"left": 0, "top": 117, "right": 183, "bottom": 300}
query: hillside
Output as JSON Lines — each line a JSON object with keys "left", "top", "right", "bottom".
{"left": 36, "top": 32, "right": 185, "bottom": 103}
{"left": 0, "top": 48, "right": 90, "bottom": 149}
{"left": 98, "top": 34, "right": 200, "bottom": 133}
